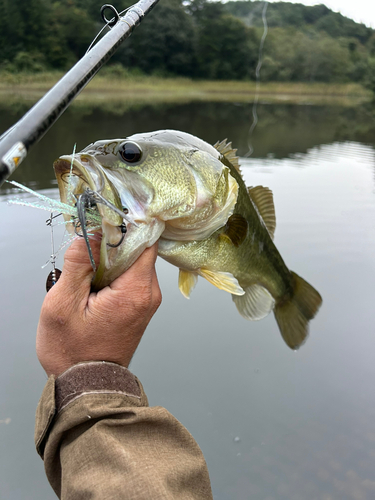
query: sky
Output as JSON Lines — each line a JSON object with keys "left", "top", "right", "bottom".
{"left": 266, "top": 0, "right": 375, "bottom": 29}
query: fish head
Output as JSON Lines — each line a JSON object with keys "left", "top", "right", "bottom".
{"left": 53, "top": 130, "right": 238, "bottom": 288}
{"left": 77, "top": 131, "right": 229, "bottom": 220}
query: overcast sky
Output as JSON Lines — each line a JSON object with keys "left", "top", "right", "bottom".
{"left": 265, "top": 0, "right": 375, "bottom": 28}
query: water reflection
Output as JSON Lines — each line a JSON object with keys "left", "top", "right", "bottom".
{"left": 1, "top": 103, "right": 375, "bottom": 500}
{"left": 1, "top": 101, "right": 375, "bottom": 192}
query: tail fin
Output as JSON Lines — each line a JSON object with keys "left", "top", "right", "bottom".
{"left": 274, "top": 272, "right": 322, "bottom": 350}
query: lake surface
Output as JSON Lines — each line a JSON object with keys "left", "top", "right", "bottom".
{"left": 1, "top": 100, "right": 375, "bottom": 500}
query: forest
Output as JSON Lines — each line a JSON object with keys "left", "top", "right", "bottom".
{"left": 0, "top": 0, "right": 375, "bottom": 89}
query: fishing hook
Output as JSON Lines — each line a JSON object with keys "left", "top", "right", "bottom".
{"left": 107, "top": 222, "right": 127, "bottom": 248}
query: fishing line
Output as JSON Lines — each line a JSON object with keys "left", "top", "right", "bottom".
{"left": 246, "top": 1, "right": 268, "bottom": 158}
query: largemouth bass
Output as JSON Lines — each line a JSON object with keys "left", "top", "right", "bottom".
{"left": 54, "top": 130, "right": 322, "bottom": 349}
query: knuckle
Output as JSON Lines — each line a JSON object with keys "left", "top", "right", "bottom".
{"left": 153, "top": 289, "right": 162, "bottom": 311}
{"left": 131, "top": 287, "right": 153, "bottom": 314}
{"left": 40, "top": 291, "right": 74, "bottom": 326}
{"left": 137, "top": 282, "right": 153, "bottom": 302}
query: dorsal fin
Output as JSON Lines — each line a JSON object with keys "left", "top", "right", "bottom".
{"left": 248, "top": 186, "right": 276, "bottom": 239}
{"left": 214, "top": 139, "right": 241, "bottom": 174}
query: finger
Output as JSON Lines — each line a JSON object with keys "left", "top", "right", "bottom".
{"left": 111, "top": 243, "right": 159, "bottom": 291}
{"left": 133, "top": 242, "right": 159, "bottom": 272}
{"left": 151, "top": 267, "right": 162, "bottom": 312}
{"left": 58, "top": 236, "right": 101, "bottom": 295}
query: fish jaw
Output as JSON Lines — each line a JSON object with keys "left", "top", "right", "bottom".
{"left": 93, "top": 217, "right": 165, "bottom": 290}
{"left": 53, "top": 153, "right": 161, "bottom": 290}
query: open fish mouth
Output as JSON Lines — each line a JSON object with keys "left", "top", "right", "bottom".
{"left": 54, "top": 154, "right": 133, "bottom": 272}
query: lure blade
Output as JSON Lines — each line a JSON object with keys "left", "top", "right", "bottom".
{"left": 46, "top": 268, "right": 62, "bottom": 292}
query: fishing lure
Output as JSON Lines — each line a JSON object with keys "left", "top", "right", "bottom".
{"left": 7, "top": 179, "right": 101, "bottom": 289}
{"left": 45, "top": 212, "right": 63, "bottom": 292}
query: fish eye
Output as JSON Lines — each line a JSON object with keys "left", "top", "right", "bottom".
{"left": 119, "top": 142, "right": 142, "bottom": 164}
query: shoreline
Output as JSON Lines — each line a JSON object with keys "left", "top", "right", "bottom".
{"left": 0, "top": 73, "right": 371, "bottom": 107}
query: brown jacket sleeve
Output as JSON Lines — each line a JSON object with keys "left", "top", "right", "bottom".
{"left": 35, "top": 361, "right": 213, "bottom": 500}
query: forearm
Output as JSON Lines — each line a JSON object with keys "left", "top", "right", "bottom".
{"left": 35, "top": 362, "right": 213, "bottom": 500}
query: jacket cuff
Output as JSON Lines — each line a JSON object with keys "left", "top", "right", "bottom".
{"left": 35, "top": 361, "right": 148, "bottom": 458}
{"left": 55, "top": 361, "right": 143, "bottom": 412}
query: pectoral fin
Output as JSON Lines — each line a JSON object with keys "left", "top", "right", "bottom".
{"left": 178, "top": 269, "right": 198, "bottom": 299}
{"left": 219, "top": 214, "right": 248, "bottom": 247}
{"left": 199, "top": 268, "right": 245, "bottom": 296}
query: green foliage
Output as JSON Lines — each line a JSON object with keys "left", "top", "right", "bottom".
{"left": 224, "top": 1, "right": 372, "bottom": 43}
{"left": 314, "top": 12, "right": 370, "bottom": 43}
{"left": 224, "top": 1, "right": 374, "bottom": 88}
{"left": 99, "top": 63, "right": 145, "bottom": 79}
{"left": 0, "top": 51, "right": 47, "bottom": 73}
{"left": 367, "top": 33, "right": 375, "bottom": 57}
{"left": 191, "top": 1, "right": 258, "bottom": 79}
{"left": 262, "top": 29, "right": 351, "bottom": 82}
{"left": 363, "top": 58, "right": 375, "bottom": 96}
{"left": 112, "top": 0, "right": 196, "bottom": 76}
{"left": 0, "top": 0, "right": 374, "bottom": 90}
{"left": 0, "top": 0, "right": 50, "bottom": 61}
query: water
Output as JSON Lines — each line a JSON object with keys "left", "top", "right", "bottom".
{"left": 1, "top": 101, "right": 375, "bottom": 500}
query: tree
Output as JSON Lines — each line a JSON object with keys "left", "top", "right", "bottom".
{"left": 113, "top": 0, "right": 196, "bottom": 76}
{"left": 45, "top": 1, "right": 96, "bottom": 68}
{"left": 191, "top": 1, "right": 259, "bottom": 79}
{"left": 0, "top": 0, "right": 50, "bottom": 63}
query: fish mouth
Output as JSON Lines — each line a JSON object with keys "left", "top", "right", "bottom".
{"left": 54, "top": 154, "right": 131, "bottom": 268}
{"left": 54, "top": 154, "right": 111, "bottom": 202}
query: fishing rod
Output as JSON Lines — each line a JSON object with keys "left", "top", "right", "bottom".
{"left": 0, "top": 0, "right": 160, "bottom": 188}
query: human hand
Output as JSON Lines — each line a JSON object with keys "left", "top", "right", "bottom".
{"left": 36, "top": 237, "right": 161, "bottom": 377}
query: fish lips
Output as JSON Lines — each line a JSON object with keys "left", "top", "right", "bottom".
{"left": 53, "top": 154, "right": 130, "bottom": 247}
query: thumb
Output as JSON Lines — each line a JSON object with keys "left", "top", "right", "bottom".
{"left": 58, "top": 236, "right": 101, "bottom": 295}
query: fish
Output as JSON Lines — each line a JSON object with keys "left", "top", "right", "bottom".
{"left": 53, "top": 130, "right": 322, "bottom": 349}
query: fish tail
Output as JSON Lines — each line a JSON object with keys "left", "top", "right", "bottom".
{"left": 274, "top": 271, "right": 322, "bottom": 350}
